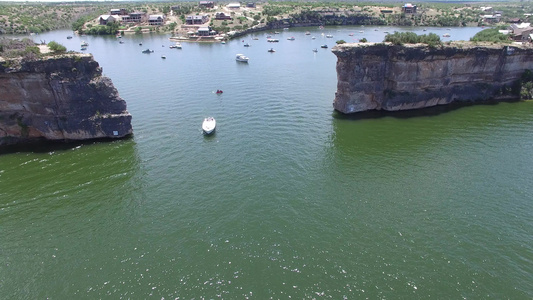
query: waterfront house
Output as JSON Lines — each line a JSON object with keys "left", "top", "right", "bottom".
{"left": 149, "top": 15, "right": 165, "bottom": 26}
{"left": 509, "top": 23, "right": 533, "bottom": 42}
{"left": 199, "top": 1, "right": 214, "bottom": 8}
{"left": 215, "top": 12, "right": 232, "bottom": 20}
{"left": 482, "top": 14, "right": 501, "bottom": 24}
{"left": 110, "top": 8, "right": 128, "bottom": 16}
{"left": 246, "top": 3, "right": 256, "bottom": 8}
{"left": 402, "top": 3, "right": 417, "bottom": 14}
{"left": 99, "top": 15, "right": 117, "bottom": 25}
{"left": 186, "top": 15, "right": 209, "bottom": 25}
{"left": 121, "top": 12, "right": 147, "bottom": 23}
{"left": 197, "top": 26, "right": 214, "bottom": 36}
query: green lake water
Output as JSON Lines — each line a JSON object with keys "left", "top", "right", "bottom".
{"left": 1, "top": 26, "right": 532, "bottom": 298}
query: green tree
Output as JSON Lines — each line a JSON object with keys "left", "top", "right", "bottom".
{"left": 47, "top": 41, "right": 66, "bottom": 53}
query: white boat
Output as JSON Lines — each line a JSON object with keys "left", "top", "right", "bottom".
{"left": 202, "top": 117, "right": 216, "bottom": 134}
{"left": 326, "top": 34, "right": 333, "bottom": 38}
{"left": 287, "top": 37, "right": 295, "bottom": 41}
{"left": 81, "top": 41, "right": 88, "bottom": 47}
{"left": 236, "top": 54, "right": 249, "bottom": 62}
{"left": 174, "top": 42, "right": 182, "bottom": 49}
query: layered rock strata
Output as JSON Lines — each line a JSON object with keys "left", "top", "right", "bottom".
{"left": 332, "top": 42, "right": 533, "bottom": 113}
{"left": 0, "top": 54, "right": 132, "bottom": 145}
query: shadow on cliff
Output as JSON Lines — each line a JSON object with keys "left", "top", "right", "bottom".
{"left": 332, "top": 100, "right": 519, "bottom": 121}
{"left": 0, "top": 136, "right": 133, "bottom": 155}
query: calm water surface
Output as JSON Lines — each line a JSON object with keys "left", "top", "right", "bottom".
{"left": 1, "top": 26, "right": 533, "bottom": 298}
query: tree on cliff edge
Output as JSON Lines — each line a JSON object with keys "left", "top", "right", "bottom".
{"left": 47, "top": 41, "right": 66, "bottom": 54}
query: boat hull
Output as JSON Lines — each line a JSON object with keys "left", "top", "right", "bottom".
{"left": 202, "top": 118, "right": 216, "bottom": 134}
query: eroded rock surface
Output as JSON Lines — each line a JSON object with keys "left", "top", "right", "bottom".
{"left": 332, "top": 42, "right": 533, "bottom": 113}
{"left": 0, "top": 54, "right": 132, "bottom": 145}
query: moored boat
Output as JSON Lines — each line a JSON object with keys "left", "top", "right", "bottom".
{"left": 202, "top": 117, "right": 216, "bottom": 134}
{"left": 236, "top": 54, "right": 249, "bottom": 62}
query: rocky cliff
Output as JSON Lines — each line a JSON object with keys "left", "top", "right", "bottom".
{"left": 0, "top": 53, "right": 132, "bottom": 145}
{"left": 332, "top": 42, "right": 533, "bottom": 114}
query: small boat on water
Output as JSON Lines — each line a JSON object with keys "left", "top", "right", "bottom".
{"left": 81, "top": 41, "right": 88, "bottom": 47}
{"left": 443, "top": 33, "right": 451, "bottom": 37}
{"left": 268, "top": 48, "right": 276, "bottom": 52}
{"left": 244, "top": 43, "right": 250, "bottom": 47}
{"left": 326, "top": 34, "right": 333, "bottom": 38}
{"left": 267, "top": 38, "right": 279, "bottom": 42}
{"left": 287, "top": 37, "right": 295, "bottom": 41}
{"left": 119, "top": 40, "right": 124, "bottom": 44}
{"left": 305, "top": 31, "right": 311, "bottom": 35}
{"left": 67, "top": 36, "right": 72, "bottom": 39}
{"left": 170, "top": 42, "right": 182, "bottom": 49}
{"left": 321, "top": 44, "right": 328, "bottom": 48}
{"left": 142, "top": 49, "right": 154, "bottom": 54}
{"left": 161, "top": 55, "right": 166, "bottom": 59}
{"left": 236, "top": 54, "right": 249, "bottom": 62}
{"left": 216, "top": 90, "right": 223, "bottom": 94}
{"left": 312, "top": 48, "right": 318, "bottom": 52}
{"left": 202, "top": 117, "right": 216, "bottom": 135}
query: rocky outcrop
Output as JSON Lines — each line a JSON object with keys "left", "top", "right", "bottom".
{"left": 0, "top": 54, "right": 132, "bottom": 146}
{"left": 332, "top": 42, "right": 533, "bottom": 114}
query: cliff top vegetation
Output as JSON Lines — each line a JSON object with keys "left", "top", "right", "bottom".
{"left": 384, "top": 31, "right": 441, "bottom": 47}
{"left": 0, "top": 38, "right": 75, "bottom": 67}
{"left": 470, "top": 28, "right": 512, "bottom": 44}
{"left": 0, "top": 37, "right": 41, "bottom": 61}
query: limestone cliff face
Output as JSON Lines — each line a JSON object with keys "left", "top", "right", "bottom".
{"left": 332, "top": 42, "right": 533, "bottom": 114}
{"left": 0, "top": 54, "right": 132, "bottom": 145}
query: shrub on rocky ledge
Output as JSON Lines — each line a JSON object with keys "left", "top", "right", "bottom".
{"left": 0, "top": 38, "right": 41, "bottom": 60}
{"left": 47, "top": 41, "right": 67, "bottom": 53}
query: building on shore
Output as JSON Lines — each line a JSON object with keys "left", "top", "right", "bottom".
{"left": 186, "top": 15, "right": 209, "bottom": 25}
{"left": 149, "top": 15, "right": 165, "bottom": 26}
{"left": 402, "top": 3, "right": 417, "bottom": 14}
